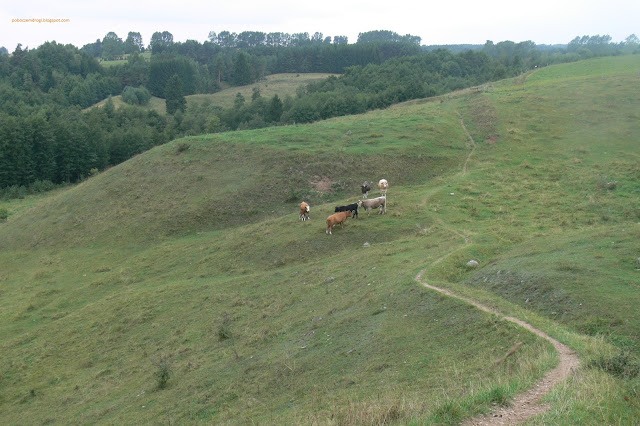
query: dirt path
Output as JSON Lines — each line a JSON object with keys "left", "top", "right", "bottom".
{"left": 414, "top": 270, "right": 580, "bottom": 425}
{"left": 458, "top": 111, "right": 476, "bottom": 176}
{"left": 412, "top": 112, "right": 580, "bottom": 424}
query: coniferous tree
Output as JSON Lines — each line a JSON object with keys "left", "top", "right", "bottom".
{"left": 164, "top": 74, "right": 186, "bottom": 115}
{"left": 267, "top": 94, "right": 283, "bottom": 123}
{"left": 233, "top": 52, "right": 252, "bottom": 86}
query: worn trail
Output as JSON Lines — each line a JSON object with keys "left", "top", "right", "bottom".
{"left": 414, "top": 270, "right": 580, "bottom": 425}
{"left": 414, "top": 111, "right": 580, "bottom": 424}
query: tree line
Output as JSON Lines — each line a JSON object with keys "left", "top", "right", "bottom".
{"left": 0, "top": 30, "right": 638, "bottom": 194}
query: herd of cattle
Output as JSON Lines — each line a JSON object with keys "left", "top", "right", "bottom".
{"left": 299, "top": 179, "right": 389, "bottom": 235}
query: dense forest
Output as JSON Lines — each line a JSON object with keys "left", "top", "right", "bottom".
{"left": 1, "top": 29, "right": 638, "bottom": 194}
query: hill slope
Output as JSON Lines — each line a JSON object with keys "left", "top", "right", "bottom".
{"left": 1, "top": 56, "right": 639, "bottom": 424}
{"left": 85, "top": 73, "right": 336, "bottom": 114}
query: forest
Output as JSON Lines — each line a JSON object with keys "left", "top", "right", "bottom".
{"left": 1, "top": 29, "right": 638, "bottom": 194}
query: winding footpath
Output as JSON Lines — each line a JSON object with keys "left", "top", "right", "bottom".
{"left": 413, "top": 112, "right": 580, "bottom": 424}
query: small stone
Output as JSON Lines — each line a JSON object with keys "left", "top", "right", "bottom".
{"left": 467, "top": 260, "right": 479, "bottom": 267}
{"left": 363, "top": 242, "right": 370, "bottom": 247}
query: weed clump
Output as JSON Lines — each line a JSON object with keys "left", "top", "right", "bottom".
{"left": 175, "top": 142, "right": 190, "bottom": 154}
{"left": 597, "top": 176, "right": 618, "bottom": 191}
{"left": 218, "top": 313, "right": 232, "bottom": 341}
{"left": 589, "top": 351, "right": 639, "bottom": 379}
{"left": 152, "top": 356, "right": 172, "bottom": 390}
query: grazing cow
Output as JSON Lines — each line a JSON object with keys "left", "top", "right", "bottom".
{"left": 335, "top": 203, "right": 359, "bottom": 219}
{"left": 299, "top": 202, "right": 310, "bottom": 221}
{"left": 358, "top": 196, "right": 386, "bottom": 216}
{"left": 378, "top": 179, "right": 389, "bottom": 197}
{"left": 361, "top": 181, "right": 372, "bottom": 198}
{"left": 326, "top": 210, "right": 352, "bottom": 234}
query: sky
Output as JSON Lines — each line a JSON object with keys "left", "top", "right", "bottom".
{"left": 1, "top": 0, "right": 639, "bottom": 52}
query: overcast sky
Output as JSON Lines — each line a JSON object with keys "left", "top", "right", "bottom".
{"left": 2, "top": 0, "right": 638, "bottom": 51}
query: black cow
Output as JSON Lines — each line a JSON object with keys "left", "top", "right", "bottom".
{"left": 334, "top": 203, "right": 359, "bottom": 219}
{"left": 361, "top": 181, "right": 371, "bottom": 198}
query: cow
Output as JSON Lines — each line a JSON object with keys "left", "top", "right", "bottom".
{"left": 334, "top": 203, "right": 359, "bottom": 219}
{"left": 361, "top": 181, "right": 372, "bottom": 198}
{"left": 358, "top": 197, "right": 386, "bottom": 216}
{"left": 378, "top": 179, "right": 389, "bottom": 197}
{"left": 326, "top": 210, "right": 352, "bottom": 234}
{"left": 299, "top": 202, "right": 310, "bottom": 221}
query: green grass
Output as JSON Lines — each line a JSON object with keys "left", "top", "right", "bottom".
{"left": 84, "top": 73, "right": 335, "bottom": 114}
{"left": 188, "top": 73, "right": 336, "bottom": 109}
{"left": 99, "top": 52, "right": 151, "bottom": 68}
{"left": 1, "top": 55, "right": 640, "bottom": 424}
{"left": 85, "top": 94, "right": 167, "bottom": 114}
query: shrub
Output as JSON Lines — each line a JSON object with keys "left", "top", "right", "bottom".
{"left": 589, "top": 351, "right": 640, "bottom": 378}
{"left": 1, "top": 185, "right": 27, "bottom": 200}
{"left": 121, "top": 86, "right": 152, "bottom": 105}
{"left": 175, "top": 142, "right": 190, "bottom": 154}
{"left": 153, "top": 356, "right": 172, "bottom": 389}
{"left": 218, "top": 322, "right": 231, "bottom": 341}
{"left": 0, "top": 207, "right": 8, "bottom": 222}
{"left": 29, "top": 180, "right": 56, "bottom": 194}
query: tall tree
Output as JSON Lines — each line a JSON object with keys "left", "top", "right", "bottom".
{"left": 233, "top": 51, "right": 252, "bottom": 86}
{"left": 624, "top": 34, "right": 639, "bottom": 45}
{"left": 333, "top": 36, "right": 348, "bottom": 44}
{"left": 125, "top": 32, "right": 144, "bottom": 54}
{"left": 164, "top": 74, "right": 186, "bottom": 115}
{"left": 150, "top": 31, "right": 174, "bottom": 54}
{"left": 216, "top": 31, "right": 237, "bottom": 48}
{"left": 266, "top": 94, "right": 283, "bottom": 123}
{"left": 102, "top": 32, "right": 124, "bottom": 60}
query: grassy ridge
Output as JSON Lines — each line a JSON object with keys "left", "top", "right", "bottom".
{"left": 1, "top": 55, "right": 639, "bottom": 423}
{"left": 187, "top": 73, "right": 336, "bottom": 109}
{"left": 1, "top": 99, "right": 463, "bottom": 250}
{"left": 85, "top": 73, "right": 335, "bottom": 114}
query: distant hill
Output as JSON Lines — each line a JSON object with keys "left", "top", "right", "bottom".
{"left": 423, "top": 43, "right": 568, "bottom": 53}
{"left": 186, "top": 73, "right": 337, "bottom": 109}
{"left": 84, "top": 73, "right": 336, "bottom": 113}
{"left": 423, "top": 44, "right": 483, "bottom": 53}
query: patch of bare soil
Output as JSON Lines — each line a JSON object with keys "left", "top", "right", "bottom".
{"left": 310, "top": 176, "right": 333, "bottom": 192}
{"left": 414, "top": 270, "right": 580, "bottom": 425}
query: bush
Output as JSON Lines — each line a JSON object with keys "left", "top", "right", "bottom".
{"left": 0, "top": 207, "right": 8, "bottom": 222}
{"left": 1, "top": 185, "right": 27, "bottom": 200}
{"left": 153, "top": 356, "right": 172, "bottom": 389}
{"left": 121, "top": 86, "right": 151, "bottom": 105}
{"left": 29, "top": 180, "right": 56, "bottom": 194}
{"left": 589, "top": 351, "right": 640, "bottom": 378}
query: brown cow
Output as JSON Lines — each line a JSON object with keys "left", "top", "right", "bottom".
{"left": 326, "top": 210, "right": 352, "bottom": 234}
{"left": 299, "top": 202, "right": 310, "bottom": 221}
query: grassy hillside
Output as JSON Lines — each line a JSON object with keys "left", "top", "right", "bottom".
{"left": 188, "top": 73, "right": 336, "bottom": 109}
{"left": 99, "top": 52, "right": 152, "bottom": 68}
{"left": 85, "top": 73, "right": 335, "bottom": 114}
{"left": 1, "top": 56, "right": 639, "bottom": 424}
{"left": 86, "top": 94, "right": 167, "bottom": 114}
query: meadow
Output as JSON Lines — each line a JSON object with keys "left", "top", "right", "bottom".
{"left": 85, "top": 73, "right": 336, "bottom": 115}
{"left": 0, "top": 55, "right": 639, "bottom": 424}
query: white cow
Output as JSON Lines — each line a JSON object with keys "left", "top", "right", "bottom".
{"left": 378, "top": 179, "right": 389, "bottom": 197}
{"left": 358, "top": 197, "right": 386, "bottom": 216}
